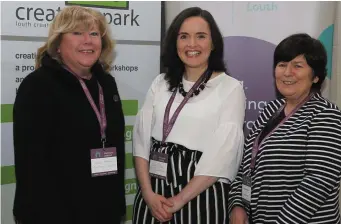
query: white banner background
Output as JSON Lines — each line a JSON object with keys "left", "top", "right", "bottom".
{"left": 1, "top": 1, "right": 162, "bottom": 223}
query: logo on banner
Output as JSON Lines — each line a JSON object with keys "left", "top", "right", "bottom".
{"left": 15, "top": 6, "right": 62, "bottom": 28}
{"left": 65, "top": 1, "right": 129, "bottom": 10}
{"left": 14, "top": 1, "right": 139, "bottom": 29}
{"left": 65, "top": 1, "right": 140, "bottom": 26}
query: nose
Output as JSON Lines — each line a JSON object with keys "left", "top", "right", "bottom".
{"left": 283, "top": 63, "right": 292, "bottom": 77}
{"left": 83, "top": 33, "right": 92, "bottom": 44}
{"left": 188, "top": 36, "right": 197, "bottom": 47}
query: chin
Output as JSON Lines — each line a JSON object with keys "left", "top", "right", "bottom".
{"left": 280, "top": 91, "right": 297, "bottom": 98}
{"left": 79, "top": 61, "right": 97, "bottom": 67}
{"left": 185, "top": 62, "right": 205, "bottom": 69}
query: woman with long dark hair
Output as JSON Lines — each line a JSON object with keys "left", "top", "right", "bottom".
{"left": 132, "top": 7, "right": 246, "bottom": 224}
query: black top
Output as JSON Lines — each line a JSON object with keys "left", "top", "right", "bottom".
{"left": 13, "top": 53, "right": 126, "bottom": 224}
{"left": 82, "top": 76, "right": 100, "bottom": 109}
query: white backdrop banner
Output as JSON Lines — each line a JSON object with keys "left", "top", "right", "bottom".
{"left": 1, "top": 1, "right": 162, "bottom": 223}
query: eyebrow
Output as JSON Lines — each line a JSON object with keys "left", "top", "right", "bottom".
{"left": 178, "top": 32, "right": 209, "bottom": 35}
{"left": 279, "top": 60, "right": 305, "bottom": 64}
{"left": 292, "top": 60, "right": 306, "bottom": 64}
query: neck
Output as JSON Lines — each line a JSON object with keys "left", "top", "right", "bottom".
{"left": 72, "top": 67, "right": 92, "bottom": 80}
{"left": 285, "top": 91, "right": 311, "bottom": 115}
{"left": 63, "top": 64, "right": 92, "bottom": 80}
{"left": 78, "top": 72, "right": 92, "bottom": 80}
{"left": 184, "top": 65, "right": 208, "bottom": 82}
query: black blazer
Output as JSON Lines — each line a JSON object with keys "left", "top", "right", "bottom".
{"left": 13, "top": 53, "right": 126, "bottom": 224}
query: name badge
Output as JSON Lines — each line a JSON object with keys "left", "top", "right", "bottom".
{"left": 149, "top": 151, "right": 168, "bottom": 180}
{"left": 90, "top": 147, "right": 117, "bottom": 177}
{"left": 242, "top": 175, "right": 251, "bottom": 204}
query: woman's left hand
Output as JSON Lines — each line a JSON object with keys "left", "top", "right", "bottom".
{"left": 163, "top": 196, "right": 185, "bottom": 213}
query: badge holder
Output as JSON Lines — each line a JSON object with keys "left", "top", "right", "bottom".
{"left": 242, "top": 175, "right": 251, "bottom": 205}
{"left": 149, "top": 151, "right": 168, "bottom": 180}
{"left": 90, "top": 138, "right": 118, "bottom": 177}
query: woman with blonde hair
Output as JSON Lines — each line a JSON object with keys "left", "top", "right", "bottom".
{"left": 13, "top": 6, "right": 126, "bottom": 224}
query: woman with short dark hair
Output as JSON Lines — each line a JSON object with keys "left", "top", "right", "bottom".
{"left": 229, "top": 33, "right": 341, "bottom": 224}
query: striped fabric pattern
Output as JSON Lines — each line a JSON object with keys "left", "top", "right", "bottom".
{"left": 229, "top": 93, "right": 341, "bottom": 224}
{"left": 133, "top": 138, "right": 230, "bottom": 224}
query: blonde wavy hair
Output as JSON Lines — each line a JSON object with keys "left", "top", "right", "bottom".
{"left": 35, "top": 6, "right": 114, "bottom": 72}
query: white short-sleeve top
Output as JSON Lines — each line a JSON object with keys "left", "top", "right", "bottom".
{"left": 133, "top": 72, "right": 246, "bottom": 183}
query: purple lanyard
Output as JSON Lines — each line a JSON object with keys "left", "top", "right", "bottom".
{"left": 162, "top": 71, "right": 209, "bottom": 143}
{"left": 250, "top": 93, "right": 314, "bottom": 171}
{"left": 65, "top": 67, "right": 107, "bottom": 146}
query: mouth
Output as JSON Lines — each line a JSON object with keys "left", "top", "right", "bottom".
{"left": 282, "top": 81, "right": 296, "bottom": 85}
{"left": 186, "top": 51, "right": 201, "bottom": 57}
{"left": 79, "top": 50, "right": 95, "bottom": 54}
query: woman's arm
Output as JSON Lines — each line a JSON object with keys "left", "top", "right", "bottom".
{"left": 133, "top": 74, "right": 173, "bottom": 222}
{"left": 229, "top": 166, "right": 248, "bottom": 224}
{"left": 275, "top": 108, "right": 341, "bottom": 223}
{"left": 13, "top": 73, "right": 70, "bottom": 223}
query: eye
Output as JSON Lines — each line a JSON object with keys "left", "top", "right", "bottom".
{"left": 295, "top": 64, "right": 302, "bottom": 68}
{"left": 179, "top": 34, "right": 187, "bottom": 40}
{"left": 72, "top": 31, "right": 82, "bottom": 35}
{"left": 90, "top": 32, "right": 99, "bottom": 37}
{"left": 277, "top": 63, "right": 287, "bottom": 67}
{"left": 197, "top": 34, "right": 206, "bottom": 39}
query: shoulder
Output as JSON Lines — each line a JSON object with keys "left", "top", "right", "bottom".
{"left": 14, "top": 68, "right": 54, "bottom": 109}
{"left": 214, "top": 74, "right": 247, "bottom": 104}
{"left": 262, "top": 98, "right": 285, "bottom": 114}
{"left": 218, "top": 73, "right": 242, "bottom": 88}
{"left": 24, "top": 66, "right": 52, "bottom": 82}
{"left": 17, "top": 67, "right": 53, "bottom": 93}
{"left": 308, "top": 93, "right": 341, "bottom": 118}
{"left": 257, "top": 98, "right": 284, "bottom": 117}
{"left": 148, "top": 73, "right": 169, "bottom": 94}
{"left": 97, "top": 73, "right": 123, "bottom": 99}
{"left": 152, "top": 73, "right": 168, "bottom": 86}
{"left": 310, "top": 93, "right": 341, "bottom": 111}
{"left": 101, "top": 72, "right": 117, "bottom": 85}
{"left": 216, "top": 73, "right": 243, "bottom": 94}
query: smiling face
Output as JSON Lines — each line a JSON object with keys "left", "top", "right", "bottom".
{"left": 176, "top": 16, "right": 213, "bottom": 71}
{"left": 58, "top": 23, "right": 102, "bottom": 76}
{"left": 275, "top": 54, "right": 319, "bottom": 102}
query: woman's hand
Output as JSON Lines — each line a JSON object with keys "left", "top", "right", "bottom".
{"left": 163, "top": 195, "right": 185, "bottom": 214}
{"left": 143, "top": 191, "right": 174, "bottom": 222}
{"left": 230, "top": 206, "right": 248, "bottom": 224}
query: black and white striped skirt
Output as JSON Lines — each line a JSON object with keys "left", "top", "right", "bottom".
{"left": 132, "top": 138, "right": 230, "bottom": 224}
